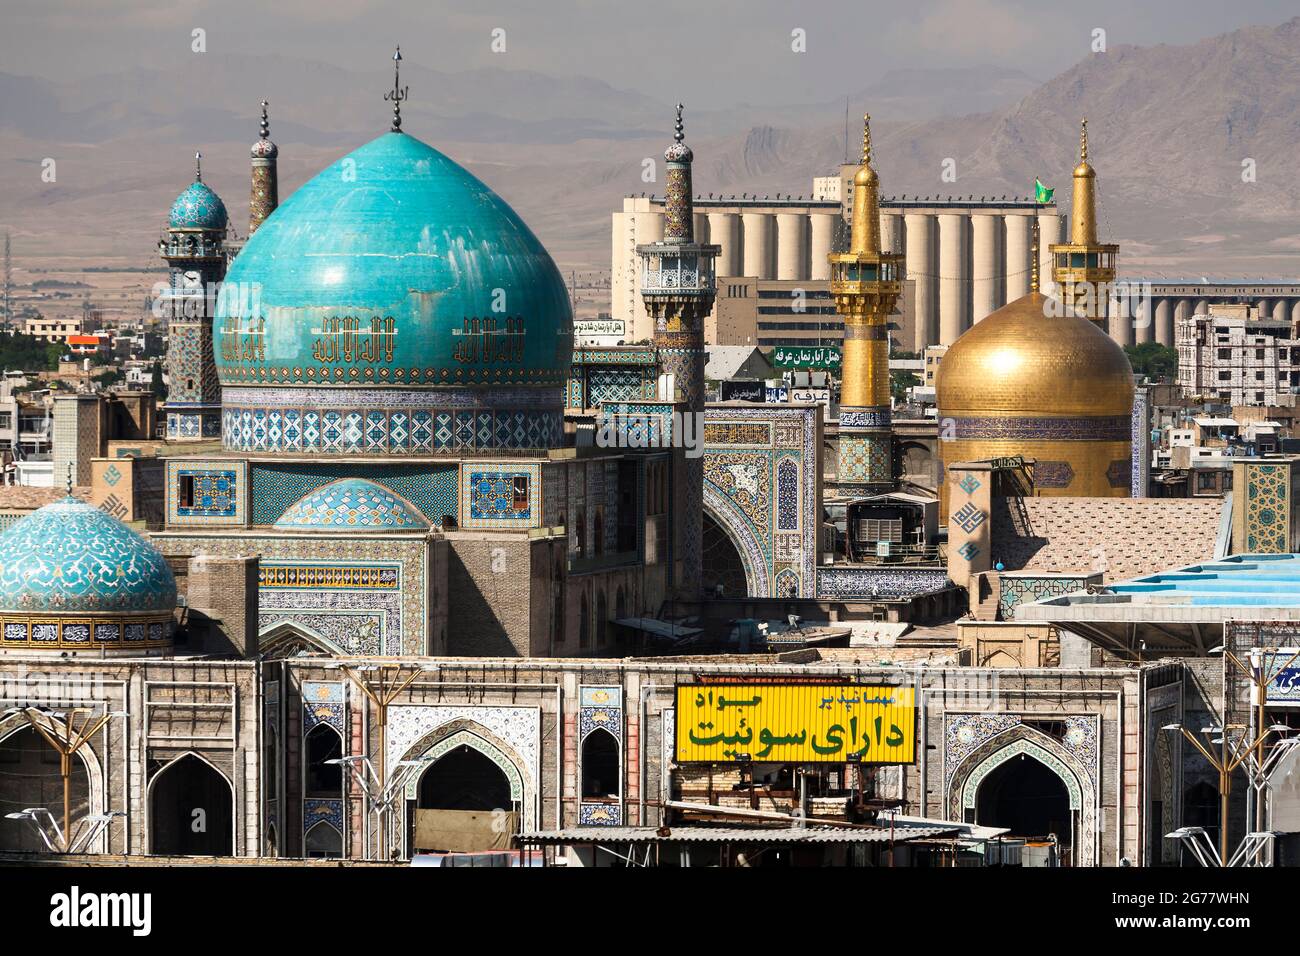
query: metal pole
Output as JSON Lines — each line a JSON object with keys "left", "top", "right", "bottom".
{"left": 1220, "top": 737, "right": 1230, "bottom": 866}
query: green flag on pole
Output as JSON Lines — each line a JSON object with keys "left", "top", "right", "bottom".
{"left": 1034, "top": 178, "right": 1054, "bottom": 203}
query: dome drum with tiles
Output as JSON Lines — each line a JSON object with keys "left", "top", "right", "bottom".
{"left": 214, "top": 131, "right": 573, "bottom": 456}
{"left": 0, "top": 498, "right": 176, "bottom": 653}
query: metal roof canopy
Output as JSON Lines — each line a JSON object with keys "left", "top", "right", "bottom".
{"left": 615, "top": 618, "right": 703, "bottom": 640}
{"left": 518, "top": 825, "right": 960, "bottom": 845}
{"left": 1015, "top": 554, "right": 1300, "bottom": 659}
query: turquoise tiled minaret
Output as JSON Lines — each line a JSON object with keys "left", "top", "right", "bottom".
{"left": 160, "top": 152, "right": 227, "bottom": 440}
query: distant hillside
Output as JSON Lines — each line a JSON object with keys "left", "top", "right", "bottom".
{"left": 2, "top": 19, "right": 1300, "bottom": 281}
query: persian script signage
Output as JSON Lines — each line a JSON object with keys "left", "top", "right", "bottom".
{"left": 575, "top": 319, "right": 625, "bottom": 338}
{"left": 675, "top": 683, "right": 916, "bottom": 764}
{"left": 1263, "top": 649, "right": 1300, "bottom": 706}
{"left": 770, "top": 346, "right": 841, "bottom": 370}
{"left": 720, "top": 380, "right": 765, "bottom": 403}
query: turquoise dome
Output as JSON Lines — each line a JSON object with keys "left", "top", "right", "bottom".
{"left": 215, "top": 131, "right": 572, "bottom": 389}
{"left": 0, "top": 498, "right": 177, "bottom": 613}
{"left": 274, "top": 479, "right": 428, "bottom": 532}
{"left": 169, "top": 180, "right": 228, "bottom": 231}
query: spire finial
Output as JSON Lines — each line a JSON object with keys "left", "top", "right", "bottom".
{"left": 674, "top": 103, "right": 685, "bottom": 144}
{"left": 862, "top": 113, "right": 872, "bottom": 165}
{"left": 260, "top": 100, "right": 270, "bottom": 141}
{"left": 1031, "top": 215, "right": 1040, "bottom": 294}
{"left": 1080, "top": 117, "right": 1088, "bottom": 163}
{"left": 385, "top": 46, "right": 409, "bottom": 133}
{"left": 195, "top": 151, "right": 202, "bottom": 182}
{"left": 64, "top": 462, "right": 73, "bottom": 495}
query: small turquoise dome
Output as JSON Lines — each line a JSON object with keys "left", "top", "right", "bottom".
{"left": 274, "top": 479, "right": 428, "bottom": 532}
{"left": 215, "top": 131, "right": 572, "bottom": 388}
{"left": 0, "top": 498, "right": 177, "bottom": 613}
{"left": 169, "top": 180, "right": 228, "bottom": 231}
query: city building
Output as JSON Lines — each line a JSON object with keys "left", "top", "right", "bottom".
{"left": 613, "top": 191, "right": 1062, "bottom": 351}
{"left": 1176, "top": 303, "right": 1300, "bottom": 406}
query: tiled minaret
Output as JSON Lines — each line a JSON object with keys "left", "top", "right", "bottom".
{"left": 830, "top": 116, "right": 904, "bottom": 495}
{"left": 1051, "top": 118, "right": 1118, "bottom": 327}
{"left": 160, "top": 152, "right": 227, "bottom": 440}
{"left": 636, "top": 105, "right": 719, "bottom": 593}
{"left": 249, "top": 100, "right": 279, "bottom": 234}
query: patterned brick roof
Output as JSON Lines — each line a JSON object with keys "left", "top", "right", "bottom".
{"left": 991, "top": 497, "right": 1227, "bottom": 583}
{"left": 0, "top": 486, "right": 90, "bottom": 513}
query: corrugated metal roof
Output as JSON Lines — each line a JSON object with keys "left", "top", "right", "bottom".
{"left": 519, "top": 825, "right": 959, "bottom": 845}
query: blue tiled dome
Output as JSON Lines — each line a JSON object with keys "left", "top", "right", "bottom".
{"left": 214, "top": 131, "right": 572, "bottom": 388}
{"left": 274, "top": 479, "right": 428, "bottom": 531}
{"left": 0, "top": 498, "right": 177, "bottom": 613}
{"left": 169, "top": 180, "right": 228, "bottom": 231}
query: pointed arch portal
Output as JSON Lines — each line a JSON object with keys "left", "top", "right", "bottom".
{"left": 149, "top": 753, "right": 234, "bottom": 856}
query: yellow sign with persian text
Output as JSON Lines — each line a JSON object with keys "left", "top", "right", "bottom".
{"left": 675, "top": 683, "right": 916, "bottom": 764}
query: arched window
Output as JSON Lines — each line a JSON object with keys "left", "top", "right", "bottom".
{"left": 581, "top": 729, "right": 620, "bottom": 800}
{"left": 304, "top": 725, "right": 343, "bottom": 798}
{"left": 615, "top": 585, "right": 626, "bottom": 621}
{"left": 576, "top": 510, "right": 587, "bottom": 559}
{"left": 264, "top": 723, "right": 278, "bottom": 801}
{"left": 304, "top": 821, "right": 342, "bottom": 859}
{"left": 594, "top": 507, "right": 605, "bottom": 556}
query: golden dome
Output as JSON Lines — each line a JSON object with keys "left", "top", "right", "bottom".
{"left": 854, "top": 164, "right": 878, "bottom": 186}
{"left": 937, "top": 291, "right": 1134, "bottom": 418}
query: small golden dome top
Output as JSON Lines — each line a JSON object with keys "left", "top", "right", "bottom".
{"left": 936, "top": 292, "right": 1134, "bottom": 418}
{"left": 855, "top": 164, "right": 878, "bottom": 186}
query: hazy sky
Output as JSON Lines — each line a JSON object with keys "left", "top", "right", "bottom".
{"left": 4, "top": 0, "right": 1298, "bottom": 109}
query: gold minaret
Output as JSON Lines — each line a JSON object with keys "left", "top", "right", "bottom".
{"left": 1050, "top": 118, "right": 1118, "bottom": 327}
{"left": 829, "top": 115, "right": 904, "bottom": 495}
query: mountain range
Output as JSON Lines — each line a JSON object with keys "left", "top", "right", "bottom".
{"left": 2, "top": 18, "right": 1300, "bottom": 283}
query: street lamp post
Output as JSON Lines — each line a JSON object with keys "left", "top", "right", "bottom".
{"left": 1161, "top": 720, "right": 1296, "bottom": 866}
{"left": 1209, "top": 642, "right": 1300, "bottom": 838}
{"left": 325, "top": 755, "right": 431, "bottom": 861}
{"left": 324, "top": 662, "right": 438, "bottom": 860}
{"left": 2, "top": 706, "right": 127, "bottom": 852}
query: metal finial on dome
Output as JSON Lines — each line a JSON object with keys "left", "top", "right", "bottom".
{"left": 385, "top": 46, "right": 409, "bottom": 133}
{"left": 862, "top": 113, "right": 872, "bottom": 165}
{"left": 260, "top": 99, "right": 270, "bottom": 140}
{"left": 195, "top": 151, "right": 203, "bottom": 183}
{"left": 1080, "top": 117, "right": 1088, "bottom": 163}
{"left": 674, "top": 103, "right": 685, "bottom": 144}
{"left": 1031, "top": 215, "right": 1040, "bottom": 294}
{"left": 64, "top": 463, "right": 73, "bottom": 495}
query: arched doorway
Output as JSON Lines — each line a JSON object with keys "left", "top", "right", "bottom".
{"left": 976, "top": 753, "right": 1073, "bottom": 858}
{"left": 149, "top": 754, "right": 234, "bottom": 856}
{"left": 581, "top": 729, "right": 620, "bottom": 801}
{"left": 702, "top": 511, "right": 748, "bottom": 597}
{"left": 951, "top": 727, "right": 1094, "bottom": 865}
{"left": 410, "top": 744, "right": 516, "bottom": 854}
{"left": 0, "top": 727, "right": 91, "bottom": 853}
{"left": 418, "top": 746, "right": 512, "bottom": 811}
